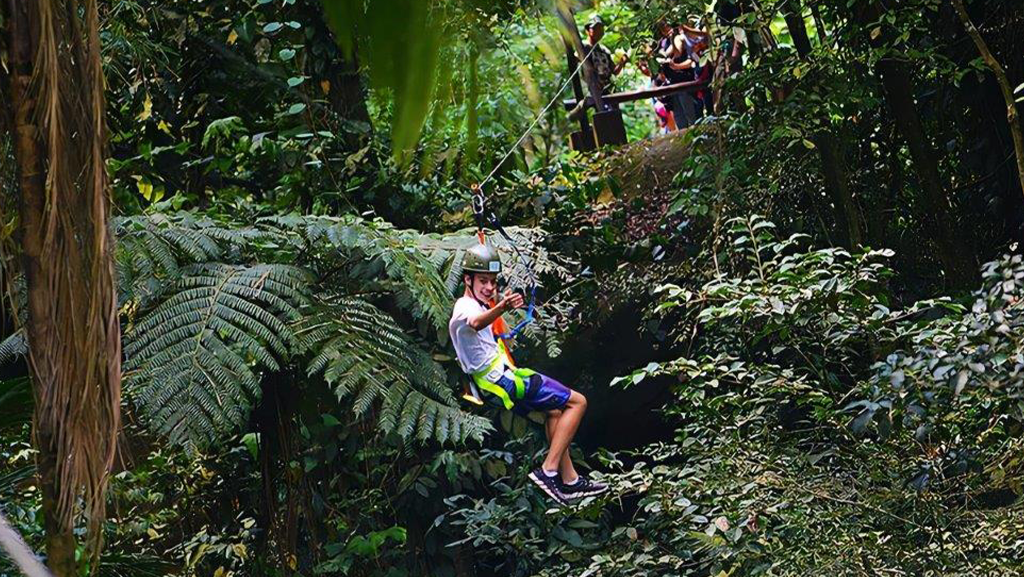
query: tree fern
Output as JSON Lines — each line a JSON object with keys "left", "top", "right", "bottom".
{"left": 295, "top": 297, "right": 492, "bottom": 444}
{"left": 114, "top": 214, "right": 267, "bottom": 310}
{"left": 378, "top": 380, "right": 492, "bottom": 444}
{"left": 263, "top": 215, "right": 453, "bottom": 330}
{"left": 123, "top": 264, "right": 310, "bottom": 447}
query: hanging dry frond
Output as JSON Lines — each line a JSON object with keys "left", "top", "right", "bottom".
{"left": 1, "top": 0, "right": 121, "bottom": 571}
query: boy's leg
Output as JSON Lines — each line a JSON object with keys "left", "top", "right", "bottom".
{"left": 541, "top": 390, "right": 587, "bottom": 474}
{"left": 545, "top": 410, "right": 579, "bottom": 483}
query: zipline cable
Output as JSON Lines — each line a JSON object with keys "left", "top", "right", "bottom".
{"left": 467, "top": 28, "right": 600, "bottom": 342}
{"left": 478, "top": 0, "right": 665, "bottom": 189}
{"left": 470, "top": 3, "right": 665, "bottom": 339}
{"left": 477, "top": 40, "right": 595, "bottom": 192}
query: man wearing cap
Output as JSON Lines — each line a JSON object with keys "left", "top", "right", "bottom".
{"left": 583, "top": 14, "right": 626, "bottom": 95}
{"left": 448, "top": 244, "right": 608, "bottom": 505}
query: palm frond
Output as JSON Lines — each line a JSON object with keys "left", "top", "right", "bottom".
{"left": 295, "top": 297, "right": 491, "bottom": 444}
{"left": 97, "top": 552, "right": 176, "bottom": 577}
{"left": 123, "top": 264, "right": 311, "bottom": 447}
{"left": 0, "top": 465, "right": 34, "bottom": 499}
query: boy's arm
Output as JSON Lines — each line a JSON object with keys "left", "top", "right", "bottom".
{"left": 466, "top": 291, "right": 524, "bottom": 331}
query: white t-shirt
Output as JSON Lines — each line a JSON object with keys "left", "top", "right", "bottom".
{"left": 449, "top": 296, "right": 504, "bottom": 382}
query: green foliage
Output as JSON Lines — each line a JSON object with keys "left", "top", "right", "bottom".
{"left": 114, "top": 213, "right": 522, "bottom": 448}
{"left": 0, "top": 377, "right": 32, "bottom": 433}
{"left": 201, "top": 117, "right": 247, "bottom": 152}
{"left": 321, "top": 0, "right": 466, "bottom": 161}
{"left": 6, "top": 1, "right": 1024, "bottom": 575}
{"left": 114, "top": 214, "right": 268, "bottom": 309}
{"left": 445, "top": 214, "right": 1024, "bottom": 576}
{"left": 618, "top": 214, "right": 896, "bottom": 396}
{"left": 264, "top": 215, "right": 455, "bottom": 332}
{"left": 124, "top": 264, "right": 310, "bottom": 447}
{"left": 316, "top": 525, "right": 407, "bottom": 574}
{"left": 857, "top": 253, "right": 1024, "bottom": 488}
{"left": 296, "top": 298, "right": 492, "bottom": 444}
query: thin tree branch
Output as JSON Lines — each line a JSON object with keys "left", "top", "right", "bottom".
{"left": 951, "top": 0, "right": 1024, "bottom": 199}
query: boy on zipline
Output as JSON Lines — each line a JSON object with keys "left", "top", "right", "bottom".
{"left": 448, "top": 244, "right": 608, "bottom": 504}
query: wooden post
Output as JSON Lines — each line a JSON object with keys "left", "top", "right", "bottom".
{"left": 563, "top": 38, "right": 595, "bottom": 151}
{"left": 554, "top": 2, "right": 606, "bottom": 112}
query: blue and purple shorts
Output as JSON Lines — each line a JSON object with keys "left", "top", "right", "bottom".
{"left": 490, "top": 369, "right": 571, "bottom": 416}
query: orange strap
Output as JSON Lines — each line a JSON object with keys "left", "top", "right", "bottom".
{"left": 487, "top": 299, "right": 515, "bottom": 368}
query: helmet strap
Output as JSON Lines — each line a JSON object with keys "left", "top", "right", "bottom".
{"left": 466, "top": 273, "right": 492, "bottom": 308}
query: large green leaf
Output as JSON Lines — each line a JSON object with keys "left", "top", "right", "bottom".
{"left": 321, "top": 0, "right": 448, "bottom": 160}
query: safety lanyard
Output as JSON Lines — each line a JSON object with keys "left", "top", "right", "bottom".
{"left": 470, "top": 183, "right": 537, "bottom": 340}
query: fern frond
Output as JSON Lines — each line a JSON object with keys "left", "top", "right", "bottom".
{"left": 262, "top": 215, "right": 453, "bottom": 330}
{"left": 0, "top": 465, "right": 34, "bottom": 498}
{"left": 379, "top": 381, "right": 492, "bottom": 444}
{"left": 123, "top": 263, "right": 310, "bottom": 447}
{"left": 0, "top": 273, "right": 27, "bottom": 366}
{"left": 0, "top": 330, "right": 26, "bottom": 366}
{"left": 114, "top": 214, "right": 267, "bottom": 310}
{"left": 296, "top": 297, "right": 491, "bottom": 444}
{"left": 414, "top": 226, "right": 568, "bottom": 292}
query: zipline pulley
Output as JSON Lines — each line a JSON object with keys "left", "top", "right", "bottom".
{"left": 468, "top": 182, "right": 537, "bottom": 342}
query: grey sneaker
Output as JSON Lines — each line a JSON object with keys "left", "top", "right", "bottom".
{"left": 560, "top": 475, "right": 609, "bottom": 499}
{"left": 528, "top": 468, "right": 568, "bottom": 505}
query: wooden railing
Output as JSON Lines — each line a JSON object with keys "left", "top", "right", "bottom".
{"left": 562, "top": 79, "right": 711, "bottom": 149}
{"left": 562, "top": 79, "right": 710, "bottom": 112}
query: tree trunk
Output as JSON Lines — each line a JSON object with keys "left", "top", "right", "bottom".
{"left": 875, "top": 59, "right": 976, "bottom": 285}
{"left": 319, "top": 50, "right": 370, "bottom": 127}
{"left": 38, "top": 444, "right": 78, "bottom": 577}
{"left": 784, "top": 0, "right": 863, "bottom": 248}
{"left": 856, "top": 1, "right": 977, "bottom": 286}
{"left": 811, "top": 3, "right": 830, "bottom": 47}
{"left": 2, "top": 5, "right": 79, "bottom": 575}
{"left": 1, "top": 1, "right": 122, "bottom": 574}
{"left": 783, "top": 0, "right": 813, "bottom": 57}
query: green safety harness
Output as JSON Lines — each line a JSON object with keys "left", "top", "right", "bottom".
{"left": 460, "top": 183, "right": 539, "bottom": 409}
{"left": 470, "top": 340, "right": 536, "bottom": 410}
